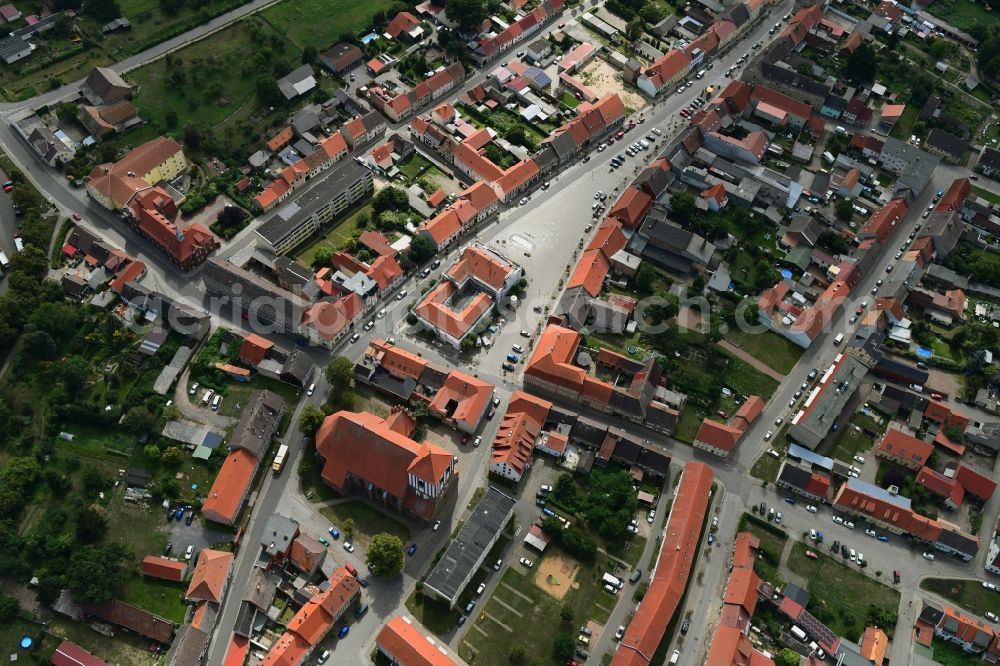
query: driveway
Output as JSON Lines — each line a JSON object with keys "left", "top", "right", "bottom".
{"left": 172, "top": 368, "right": 235, "bottom": 428}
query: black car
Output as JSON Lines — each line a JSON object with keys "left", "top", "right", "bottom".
{"left": 357, "top": 577, "right": 368, "bottom": 588}
{"left": 163, "top": 542, "right": 173, "bottom": 556}
{"left": 680, "top": 621, "right": 690, "bottom": 635}
{"left": 582, "top": 154, "right": 591, "bottom": 162}
{"left": 431, "top": 259, "right": 441, "bottom": 269}
{"left": 502, "top": 362, "right": 516, "bottom": 371}
{"left": 576, "top": 649, "right": 589, "bottom": 660}
{"left": 185, "top": 512, "right": 194, "bottom": 525}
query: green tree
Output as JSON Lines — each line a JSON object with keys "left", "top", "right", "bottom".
{"left": 325, "top": 356, "right": 354, "bottom": 394}
{"left": 444, "top": 0, "right": 487, "bottom": 33}
{"left": 65, "top": 543, "right": 127, "bottom": 603}
{"left": 408, "top": 234, "right": 436, "bottom": 265}
{"left": 776, "top": 648, "right": 800, "bottom": 666}
{"left": 365, "top": 533, "right": 405, "bottom": 576}
{"left": 508, "top": 646, "right": 529, "bottom": 665}
{"left": 835, "top": 199, "right": 855, "bottom": 222}
{"left": 559, "top": 603, "right": 574, "bottom": 623}
{"left": 552, "top": 634, "right": 575, "bottom": 660}
{"left": 143, "top": 444, "right": 162, "bottom": 461}
{"left": 635, "top": 262, "right": 656, "bottom": 294}
{"left": 372, "top": 186, "right": 409, "bottom": 214}
{"left": 669, "top": 191, "right": 697, "bottom": 226}
{"left": 818, "top": 228, "right": 849, "bottom": 254}
{"left": 88, "top": 0, "right": 122, "bottom": 22}
{"left": 256, "top": 74, "right": 284, "bottom": 107}
{"left": 299, "top": 405, "right": 327, "bottom": 436}
{"left": 0, "top": 592, "right": 19, "bottom": 623}
{"left": 74, "top": 504, "right": 109, "bottom": 543}
{"left": 301, "top": 46, "right": 318, "bottom": 64}
{"left": 161, "top": 447, "right": 183, "bottom": 466}
{"left": 58, "top": 355, "right": 91, "bottom": 391}
{"left": 844, "top": 42, "right": 878, "bottom": 83}
{"left": 311, "top": 247, "right": 333, "bottom": 268}
{"left": 626, "top": 17, "right": 643, "bottom": 41}
{"left": 122, "top": 406, "right": 156, "bottom": 432}
{"left": 343, "top": 517, "right": 355, "bottom": 538}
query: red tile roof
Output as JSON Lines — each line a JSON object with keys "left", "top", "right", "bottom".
{"left": 833, "top": 481, "right": 942, "bottom": 542}
{"left": 385, "top": 11, "right": 420, "bottom": 38}
{"left": 712, "top": 80, "right": 752, "bottom": 114}
{"left": 415, "top": 281, "right": 492, "bottom": 341}
{"left": 202, "top": 449, "right": 258, "bottom": 525}
{"left": 586, "top": 219, "right": 627, "bottom": 258}
{"left": 141, "top": 556, "right": 187, "bottom": 582}
{"left": 109, "top": 259, "right": 147, "bottom": 293}
{"left": 267, "top": 127, "right": 294, "bottom": 152}
{"left": 954, "top": 464, "right": 997, "bottom": 501}
{"left": 859, "top": 627, "right": 888, "bottom": 664}
{"left": 316, "top": 410, "right": 454, "bottom": 499}
{"left": 608, "top": 187, "right": 652, "bottom": 229}
{"left": 376, "top": 616, "right": 459, "bottom": 666}
{"left": 52, "top": 640, "right": 109, "bottom": 666}
{"left": 916, "top": 466, "right": 964, "bottom": 506}
{"left": 936, "top": 177, "right": 970, "bottom": 212}
{"left": 240, "top": 334, "right": 273, "bottom": 366}
{"left": 524, "top": 325, "right": 586, "bottom": 393}
{"left": 612, "top": 462, "right": 714, "bottom": 666}
{"left": 876, "top": 429, "right": 933, "bottom": 467}
{"left": 429, "top": 370, "right": 494, "bottom": 430}
{"left": 566, "top": 248, "right": 610, "bottom": 297}
{"left": 751, "top": 85, "right": 812, "bottom": 121}
{"left": 858, "top": 199, "right": 908, "bottom": 245}
{"left": 185, "top": 548, "right": 233, "bottom": 603}
{"left": 263, "top": 568, "right": 360, "bottom": 665}
{"left": 643, "top": 49, "right": 691, "bottom": 91}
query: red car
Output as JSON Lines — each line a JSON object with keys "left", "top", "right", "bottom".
{"left": 71, "top": 212, "right": 81, "bottom": 221}
{"left": 805, "top": 550, "right": 818, "bottom": 560}
{"left": 930, "top": 392, "right": 944, "bottom": 400}
{"left": 615, "top": 131, "right": 624, "bottom": 139}
{"left": 855, "top": 306, "right": 864, "bottom": 316}
{"left": 462, "top": 435, "right": 469, "bottom": 444}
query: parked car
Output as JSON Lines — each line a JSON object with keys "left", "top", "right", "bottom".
{"left": 519, "top": 558, "right": 533, "bottom": 568}
{"left": 407, "top": 543, "right": 417, "bottom": 556}
{"left": 806, "top": 505, "right": 818, "bottom": 513}
{"left": 343, "top": 541, "right": 355, "bottom": 553}
{"left": 329, "top": 527, "right": 340, "bottom": 539}
{"left": 318, "top": 536, "right": 329, "bottom": 546}
{"left": 615, "top": 625, "right": 625, "bottom": 640}
{"left": 494, "top": 558, "right": 502, "bottom": 571}
{"left": 432, "top": 520, "right": 441, "bottom": 531}
{"left": 647, "top": 509, "right": 656, "bottom": 524}
{"left": 922, "top": 552, "right": 935, "bottom": 561}
{"left": 506, "top": 353, "right": 519, "bottom": 363}
{"left": 185, "top": 545, "right": 194, "bottom": 560}
{"left": 854, "top": 455, "right": 865, "bottom": 464}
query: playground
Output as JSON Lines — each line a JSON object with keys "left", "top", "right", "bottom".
{"left": 534, "top": 551, "right": 580, "bottom": 600}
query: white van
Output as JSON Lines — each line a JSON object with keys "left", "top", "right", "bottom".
{"left": 809, "top": 529, "right": 817, "bottom": 540}
{"left": 833, "top": 333, "right": 845, "bottom": 345}
{"left": 669, "top": 650, "right": 680, "bottom": 664}
{"left": 857, "top": 552, "right": 864, "bottom": 564}
{"left": 201, "top": 389, "right": 214, "bottom": 405}
{"left": 211, "top": 394, "right": 222, "bottom": 411}
{"left": 307, "top": 383, "right": 315, "bottom": 396}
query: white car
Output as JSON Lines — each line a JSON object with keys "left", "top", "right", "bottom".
{"left": 866, "top": 528, "right": 877, "bottom": 537}
{"left": 189, "top": 382, "right": 199, "bottom": 395}
{"left": 647, "top": 509, "right": 656, "bottom": 524}
{"left": 376, "top": 308, "right": 386, "bottom": 319}
{"left": 519, "top": 197, "right": 528, "bottom": 206}
{"left": 832, "top": 515, "right": 845, "bottom": 524}
{"left": 473, "top": 436, "right": 482, "bottom": 447}
{"left": 343, "top": 542, "right": 355, "bottom": 553}
{"left": 983, "top": 582, "right": 998, "bottom": 591}
{"left": 806, "top": 505, "right": 818, "bottom": 514}
{"left": 775, "top": 417, "right": 783, "bottom": 426}
{"left": 844, "top": 521, "right": 855, "bottom": 529}
{"left": 764, "top": 430, "right": 773, "bottom": 440}
{"left": 432, "top": 520, "right": 441, "bottom": 531}
{"left": 922, "top": 552, "right": 935, "bottom": 561}
{"left": 615, "top": 625, "right": 625, "bottom": 640}
{"left": 987, "top": 612, "right": 999, "bottom": 623}
{"left": 494, "top": 558, "right": 503, "bottom": 570}
{"left": 396, "top": 290, "right": 407, "bottom": 300}
{"left": 627, "top": 523, "right": 639, "bottom": 534}
{"left": 854, "top": 455, "right": 866, "bottom": 464}
{"left": 519, "top": 557, "right": 533, "bottom": 568}
{"left": 364, "top": 320, "right": 374, "bottom": 330}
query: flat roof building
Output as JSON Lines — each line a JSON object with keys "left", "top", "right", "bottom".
{"left": 424, "top": 487, "right": 517, "bottom": 607}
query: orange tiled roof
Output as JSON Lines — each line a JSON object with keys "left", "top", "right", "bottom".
{"left": 316, "top": 410, "right": 454, "bottom": 496}
{"left": 240, "top": 334, "right": 273, "bottom": 365}
{"left": 185, "top": 549, "right": 233, "bottom": 603}
{"left": 267, "top": 127, "right": 294, "bottom": 152}
{"left": 415, "top": 281, "right": 492, "bottom": 341}
{"left": 876, "top": 429, "right": 933, "bottom": 466}
{"left": 141, "top": 556, "right": 186, "bottom": 582}
{"left": 613, "top": 462, "right": 714, "bottom": 666}
{"left": 566, "top": 248, "right": 610, "bottom": 297}
{"left": 586, "top": 219, "right": 627, "bottom": 258}
{"left": 202, "top": 449, "right": 258, "bottom": 525}
{"left": 608, "top": 187, "right": 652, "bottom": 229}
{"left": 524, "top": 324, "right": 586, "bottom": 393}
{"left": 376, "top": 616, "right": 458, "bottom": 666}
{"left": 429, "top": 370, "right": 493, "bottom": 429}
{"left": 446, "top": 244, "right": 517, "bottom": 292}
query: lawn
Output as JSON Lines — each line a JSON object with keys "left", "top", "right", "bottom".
{"left": 888, "top": 104, "right": 920, "bottom": 141}
{"left": 460, "top": 550, "right": 617, "bottom": 666}
{"left": 122, "top": 573, "right": 188, "bottom": 624}
{"left": 320, "top": 500, "right": 411, "bottom": 546}
{"left": 749, "top": 425, "right": 789, "bottom": 482}
{"left": 293, "top": 202, "right": 374, "bottom": 267}
{"left": 261, "top": 0, "right": 395, "bottom": 49}
{"left": 924, "top": 0, "right": 997, "bottom": 32}
{"left": 47, "top": 617, "right": 155, "bottom": 666}
{"left": 397, "top": 153, "right": 437, "bottom": 182}
{"left": 972, "top": 186, "right": 1000, "bottom": 205}
{"left": 560, "top": 91, "right": 580, "bottom": 108}
{"left": 920, "top": 578, "right": 999, "bottom": 617}
{"left": 786, "top": 542, "right": 899, "bottom": 641}
{"left": 932, "top": 636, "right": 990, "bottom": 666}
{"left": 725, "top": 329, "right": 803, "bottom": 375}
{"left": 0, "top": 616, "right": 52, "bottom": 665}
{"left": 674, "top": 405, "right": 704, "bottom": 443}
{"left": 828, "top": 413, "right": 884, "bottom": 463}
{"left": 737, "top": 513, "right": 788, "bottom": 586}
{"left": 406, "top": 588, "right": 461, "bottom": 635}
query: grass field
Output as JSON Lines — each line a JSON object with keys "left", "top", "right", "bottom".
{"left": 972, "top": 186, "right": 1000, "bottom": 205}
{"left": 261, "top": 0, "right": 394, "bottom": 49}
{"left": 738, "top": 513, "right": 787, "bottom": 586}
{"left": 749, "top": 425, "right": 789, "bottom": 482}
{"left": 48, "top": 617, "right": 155, "bottom": 666}
{"left": 128, "top": 19, "right": 282, "bottom": 131}
{"left": 828, "top": 413, "right": 883, "bottom": 463}
{"left": 674, "top": 405, "right": 703, "bottom": 443}
{"left": 924, "top": 0, "right": 997, "bottom": 32}
{"left": 786, "top": 542, "right": 899, "bottom": 641}
{"left": 0, "top": 617, "right": 52, "bottom": 665}
{"left": 406, "top": 589, "right": 461, "bottom": 635}
{"left": 122, "top": 573, "right": 188, "bottom": 623}
{"left": 294, "top": 202, "right": 374, "bottom": 267}
{"left": 725, "top": 329, "right": 803, "bottom": 375}
{"left": 921, "top": 578, "right": 1000, "bottom": 617}
{"left": 321, "top": 500, "right": 410, "bottom": 546}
